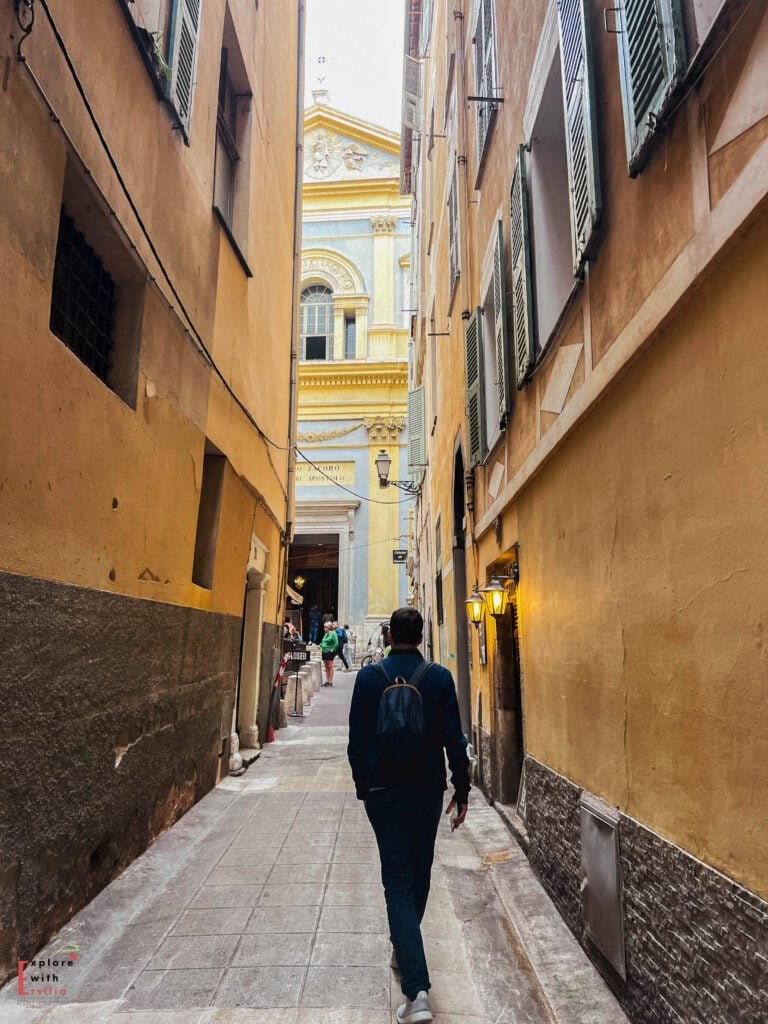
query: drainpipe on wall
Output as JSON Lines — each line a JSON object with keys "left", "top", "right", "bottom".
{"left": 286, "top": 0, "right": 306, "bottom": 554}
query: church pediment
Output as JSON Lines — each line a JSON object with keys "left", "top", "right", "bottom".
{"left": 303, "top": 106, "right": 401, "bottom": 183}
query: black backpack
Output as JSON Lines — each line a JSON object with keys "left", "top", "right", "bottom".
{"left": 373, "top": 661, "right": 434, "bottom": 768}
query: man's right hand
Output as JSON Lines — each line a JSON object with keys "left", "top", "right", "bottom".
{"left": 446, "top": 800, "right": 468, "bottom": 829}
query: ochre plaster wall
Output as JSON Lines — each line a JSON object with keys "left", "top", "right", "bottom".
{"left": 516, "top": 209, "right": 768, "bottom": 898}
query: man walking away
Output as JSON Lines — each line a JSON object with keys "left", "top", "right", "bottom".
{"left": 334, "top": 621, "right": 351, "bottom": 670}
{"left": 347, "top": 607, "right": 470, "bottom": 1024}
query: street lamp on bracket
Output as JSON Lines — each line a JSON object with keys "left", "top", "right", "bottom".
{"left": 374, "top": 449, "right": 421, "bottom": 495}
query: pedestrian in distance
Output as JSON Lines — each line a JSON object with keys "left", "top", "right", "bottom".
{"left": 320, "top": 621, "right": 339, "bottom": 686}
{"left": 347, "top": 606, "right": 470, "bottom": 1024}
{"left": 342, "top": 623, "right": 353, "bottom": 665}
{"left": 333, "top": 620, "right": 351, "bottom": 670}
{"left": 308, "top": 604, "right": 322, "bottom": 645}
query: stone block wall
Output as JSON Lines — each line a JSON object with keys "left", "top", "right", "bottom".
{"left": 524, "top": 756, "right": 768, "bottom": 1023}
{"left": 0, "top": 571, "right": 241, "bottom": 985}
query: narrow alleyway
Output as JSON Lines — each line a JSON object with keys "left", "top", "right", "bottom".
{"left": 3, "top": 674, "right": 626, "bottom": 1024}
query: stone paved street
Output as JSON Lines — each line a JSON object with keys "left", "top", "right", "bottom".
{"left": 2, "top": 671, "right": 626, "bottom": 1023}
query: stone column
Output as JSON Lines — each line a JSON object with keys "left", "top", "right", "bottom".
{"left": 370, "top": 215, "right": 397, "bottom": 360}
{"left": 238, "top": 569, "right": 269, "bottom": 748}
{"left": 364, "top": 417, "right": 406, "bottom": 622}
{"left": 355, "top": 304, "right": 369, "bottom": 357}
{"left": 333, "top": 303, "right": 345, "bottom": 360}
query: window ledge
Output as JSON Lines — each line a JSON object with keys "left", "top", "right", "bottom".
{"left": 213, "top": 206, "right": 253, "bottom": 278}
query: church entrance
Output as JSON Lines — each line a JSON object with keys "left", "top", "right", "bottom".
{"left": 287, "top": 533, "right": 340, "bottom": 641}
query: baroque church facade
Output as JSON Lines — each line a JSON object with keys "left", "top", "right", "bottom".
{"left": 288, "top": 95, "right": 412, "bottom": 652}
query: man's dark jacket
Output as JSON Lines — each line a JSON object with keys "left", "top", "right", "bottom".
{"left": 347, "top": 649, "right": 471, "bottom": 805}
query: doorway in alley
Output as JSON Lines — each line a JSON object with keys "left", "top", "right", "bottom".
{"left": 451, "top": 446, "right": 471, "bottom": 735}
{"left": 288, "top": 533, "right": 340, "bottom": 638}
{"left": 492, "top": 599, "right": 525, "bottom": 804}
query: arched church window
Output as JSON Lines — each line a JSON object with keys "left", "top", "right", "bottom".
{"left": 300, "top": 285, "right": 333, "bottom": 360}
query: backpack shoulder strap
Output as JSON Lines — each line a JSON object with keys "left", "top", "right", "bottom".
{"left": 372, "top": 663, "right": 391, "bottom": 685}
{"left": 408, "top": 660, "right": 434, "bottom": 691}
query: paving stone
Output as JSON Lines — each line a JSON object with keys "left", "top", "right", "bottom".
{"left": 217, "top": 849, "right": 279, "bottom": 868}
{"left": 301, "top": 966, "right": 389, "bottom": 1008}
{"left": 205, "top": 865, "right": 273, "bottom": 886}
{"left": 214, "top": 967, "right": 304, "bottom": 1008}
{"left": 190, "top": 885, "right": 263, "bottom": 909}
{"left": 295, "top": 1011, "right": 390, "bottom": 1024}
{"left": 310, "top": 933, "right": 389, "bottom": 967}
{"left": 258, "top": 883, "right": 325, "bottom": 906}
{"left": 172, "top": 909, "right": 251, "bottom": 935}
{"left": 318, "top": 905, "right": 388, "bottom": 933}
{"left": 232, "top": 933, "right": 314, "bottom": 967}
{"left": 120, "top": 969, "right": 223, "bottom": 1010}
{"left": 200, "top": 1011, "right": 298, "bottom": 1024}
{"left": 148, "top": 934, "right": 239, "bottom": 970}
{"left": 246, "top": 905, "right": 320, "bottom": 933}
{"left": 328, "top": 862, "right": 380, "bottom": 883}
{"left": 323, "top": 883, "right": 384, "bottom": 907}
{"left": 277, "top": 845, "right": 334, "bottom": 865}
{"left": 267, "top": 862, "right": 329, "bottom": 884}
{"left": 107, "top": 1012, "right": 203, "bottom": 1024}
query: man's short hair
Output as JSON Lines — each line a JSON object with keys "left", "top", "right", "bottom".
{"left": 389, "top": 607, "right": 423, "bottom": 645}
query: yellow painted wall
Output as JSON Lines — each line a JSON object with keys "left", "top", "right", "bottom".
{"left": 409, "top": 0, "right": 768, "bottom": 903}
{"left": 0, "top": 0, "right": 298, "bottom": 619}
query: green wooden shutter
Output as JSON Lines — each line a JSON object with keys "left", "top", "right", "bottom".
{"left": 557, "top": 0, "right": 602, "bottom": 273}
{"left": 465, "top": 308, "right": 487, "bottom": 467}
{"left": 510, "top": 146, "right": 535, "bottom": 388}
{"left": 492, "top": 220, "right": 510, "bottom": 424}
{"left": 408, "top": 385, "right": 426, "bottom": 473}
{"left": 168, "top": 0, "right": 202, "bottom": 134}
{"left": 615, "top": 0, "right": 686, "bottom": 176}
{"left": 474, "top": 0, "right": 496, "bottom": 158}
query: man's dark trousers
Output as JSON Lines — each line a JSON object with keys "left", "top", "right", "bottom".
{"left": 364, "top": 787, "right": 443, "bottom": 999}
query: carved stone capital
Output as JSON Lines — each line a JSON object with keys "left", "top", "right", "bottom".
{"left": 370, "top": 214, "right": 397, "bottom": 234}
{"left": 364, "top": 416, "right": 406, "bottom": 442}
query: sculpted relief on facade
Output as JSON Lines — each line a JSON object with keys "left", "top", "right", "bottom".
{"left": 304, "top": 128, "right": 401, "bottom": 182}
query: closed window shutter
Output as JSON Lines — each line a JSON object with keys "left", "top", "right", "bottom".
{"left": 408, "top": 385, "right": 426, "bottom": 472}
{"left": 557, "top": 0, "right": 602, "bottom": 273}
{"left": 465, "top": 308, "right": 487, "bottom": 467}
{"left": 615, "top": 0, "right": 686, "bottom": 176}
{"left": 448, "top": 170, "right": 459, "bottom": 296}
{"left": 510, "top": 146, "right": 535, "bottom": 388}
{"left": 168, "top": 0, "right": 202, "bottom": 133}
{"left": 492, "top": 220, "right": 510, "bottom": 424}
{"left": 474, "top": 0, "right": 497, "bottom": 158}
{"left": 402, "top": 55, "right": 422, "bottom": 131}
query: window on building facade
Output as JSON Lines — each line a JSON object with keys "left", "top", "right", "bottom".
{"left": 448, "top": 168, "right": 459, "bottom": 300}
{"left": 212, "top": 14, "right": 253, "bottom": 271}
{"left": 49, "top": 164, "right": 145, "bottom": 408}
{"left": 214, "top": 50, "right": 239, "bottom": 230}
{"left": 192, "top": 445, "right": 225, "bottom": 589}
{"left": 477, "top": 221, "right": 510, "bottom": 453}
{"left": 124, "top": 0, "right": 202, "bottom": 134}
{"left": 510, "top": 0, "right": 602, "bottom": 387}
{"left": 527, "top": 49, "right": 573, "bottom": 351}
{"left": 344, "top": 314, "right": 356, "bottom": 358}
{"left": 301, "top": 285, "right": 333, "bottom": 360}
{"left": 613, "top": 0, "right": 687, "bottom": 175}
{"left": 472, "top": 0, "right": 499, "bottom": 163}
{"left": 50, "top": 210, "right": 116, "bottom": 388}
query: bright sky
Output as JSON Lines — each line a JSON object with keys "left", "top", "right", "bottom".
{"left": 304, "top": 0, "right": 404, "bottom": 131}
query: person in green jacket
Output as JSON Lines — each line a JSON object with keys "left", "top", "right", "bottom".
{"left": 320, "top": 622, "right": 339, "bottom": 686}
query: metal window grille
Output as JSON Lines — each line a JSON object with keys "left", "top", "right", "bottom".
{"left": 50, "top": 209, "right": 115, "bottom": 383}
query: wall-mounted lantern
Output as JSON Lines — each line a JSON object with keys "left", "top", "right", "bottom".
{"left": 465, "top": 587, "right": 485, "bottom": 628}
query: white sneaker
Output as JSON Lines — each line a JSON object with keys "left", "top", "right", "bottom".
{"left": 396, "top": 990, "right": 433, "bottom": 1023}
